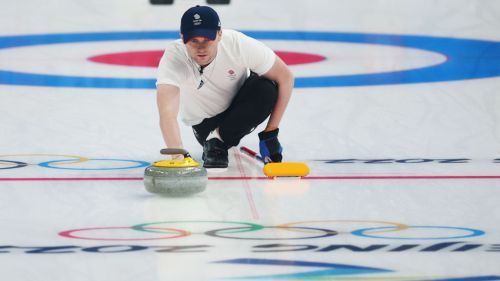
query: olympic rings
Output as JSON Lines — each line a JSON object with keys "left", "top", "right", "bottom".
{"left": 59, "top": 220, "right": 486, "bottom": 241}
{"left": 39, "top": 158, "right": 150, "bottom": 170}
{"left": 0, "top": 154, "right": 89, "bottom": 169}
{"left": 352, "top": 226, "right": 485, "bottom": 240}
{"left": 58, "top": 226, "right": 190, "bottom": 241}
{"left": 0, "top": 154, "right": 149, "bottom": 171}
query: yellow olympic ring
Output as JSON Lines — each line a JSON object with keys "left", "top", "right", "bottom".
{"left": 277, "top": 220, "right": 410, "bottom": 235}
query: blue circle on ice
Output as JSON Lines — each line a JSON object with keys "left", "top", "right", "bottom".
{"left": 0, "top": 31, "right": 499, "bottom": 88}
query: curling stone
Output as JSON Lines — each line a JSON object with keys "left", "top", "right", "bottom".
{"left": 144, "top": 148, "right": 207, "bottom": 196}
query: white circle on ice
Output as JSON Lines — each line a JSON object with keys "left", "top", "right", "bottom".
{"left": 0, "top": 40, "right": 445, "bottom": 78}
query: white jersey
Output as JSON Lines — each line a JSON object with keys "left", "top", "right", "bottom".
{"left": 156, "top": 29, "right": 276, "bottom": 126}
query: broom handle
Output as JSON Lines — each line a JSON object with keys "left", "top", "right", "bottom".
{"left": 160, "top": 148, "right": 191, "bottom": 158}
{"left": 240, "top": 146, "right": 265, "bottom": 163}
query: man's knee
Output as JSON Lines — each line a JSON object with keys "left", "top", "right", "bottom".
{"left": 252, "top": 77, "right": 278, "bottom": 105}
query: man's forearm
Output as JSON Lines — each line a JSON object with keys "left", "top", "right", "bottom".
{"left": 263, "top": 56, "right": 294, "bottom": 132}
{"left": 160, "top": 117, "right": 183, "bottom": 148}
{"left": 266, "top": 84, "right": 292, "bottom": 131}
{"left": 156, "top": 84, "right": 183, "bottom": 149}
{"left": 266, "top": 71, "right": 294, "bottom": 131}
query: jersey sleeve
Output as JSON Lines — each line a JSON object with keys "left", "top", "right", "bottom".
{"left": 235, "top": 31, "right": 276, "bottom": 75}
{"left": 156, "top": 43, "right": 187, "bottom": 87}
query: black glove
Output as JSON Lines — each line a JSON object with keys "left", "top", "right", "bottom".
{"left": 258, "top": 128, "right": 283, "bottom": 163}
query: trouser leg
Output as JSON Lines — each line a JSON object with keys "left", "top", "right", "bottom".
{"left": 192, "top": 73, "right": 278, "bottom": 147}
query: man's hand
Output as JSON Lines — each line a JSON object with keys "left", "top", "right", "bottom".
{"left": 258, "top": 128, "right": 283, "bottom": 163}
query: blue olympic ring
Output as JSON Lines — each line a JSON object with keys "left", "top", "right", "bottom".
{"left": 1, "top": 31, "right": 499, "bottom": 88}
{"left": 38, "top": 158, "right": 150, "bottom": 170}
{"left": 351, "top": 225, "right": 485, "bottom": 240}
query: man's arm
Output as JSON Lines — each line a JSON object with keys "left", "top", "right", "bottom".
{"left": 157, "top": 84, "right": 184, "bottom": 151}
{"left": 261, "top": 56, "right": 294, "bottom": 132}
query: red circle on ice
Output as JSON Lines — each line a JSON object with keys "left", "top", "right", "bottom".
{"left": 88, "top": 50, "right": 326, "bottom": 67}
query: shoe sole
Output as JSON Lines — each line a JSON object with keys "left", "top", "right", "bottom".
{"left": 203, "top": 164, "right": 228, "bottom": 169}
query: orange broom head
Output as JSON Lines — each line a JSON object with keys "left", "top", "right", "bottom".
{"left": 263, "top": 162, "right": 310, "bottom": 177}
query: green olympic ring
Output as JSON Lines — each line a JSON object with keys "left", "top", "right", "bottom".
{"left": 132, "top": 220, "right": 264, "bottom": 235}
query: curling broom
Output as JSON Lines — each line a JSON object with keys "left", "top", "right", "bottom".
{"left": 240, "top": 146, "right": 310, "bottom": 177}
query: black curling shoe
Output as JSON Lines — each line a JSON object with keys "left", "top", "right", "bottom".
{"left": 202, "top": 138, "right": 228, "bottom": 168}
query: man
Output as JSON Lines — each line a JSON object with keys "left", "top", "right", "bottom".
{"left": 156, "top": 5, "right": 294, "bottom": 168}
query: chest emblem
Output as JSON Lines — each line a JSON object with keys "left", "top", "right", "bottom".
{"left": 227, "top": 69, "right": 236, "bottom": 80}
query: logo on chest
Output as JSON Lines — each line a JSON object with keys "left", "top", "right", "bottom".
{"left": 227, "top": 69, "right": 237, "bottom": 81}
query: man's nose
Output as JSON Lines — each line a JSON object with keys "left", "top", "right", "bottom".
{"left": 197, "top": 42, "right": 208, "bottom": 49}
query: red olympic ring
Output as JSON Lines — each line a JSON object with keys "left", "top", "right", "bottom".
{"left": 58, "top": 226, "right": 190, "bottom": 241}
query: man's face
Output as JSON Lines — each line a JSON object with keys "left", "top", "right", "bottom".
{"left": 183, "top": 31, "right": 221, "bottom": 66}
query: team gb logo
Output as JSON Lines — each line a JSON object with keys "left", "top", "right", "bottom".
{"left": 193, "top": 14, "right": 202, "bottom": 25}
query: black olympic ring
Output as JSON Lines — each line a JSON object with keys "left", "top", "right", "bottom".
{"left": 0, "top": 160, "right": 28, "bottom": 170}
{"left": 204, "top": 226, "right": 338, "bottom": 240}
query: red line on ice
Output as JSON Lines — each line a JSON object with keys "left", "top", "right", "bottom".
{"left": 1, "top": 175, "right": 500, "bottom": 181}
